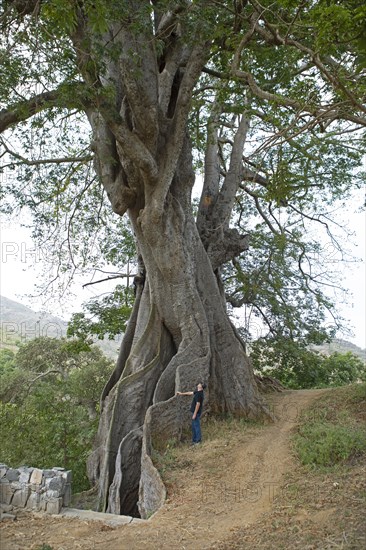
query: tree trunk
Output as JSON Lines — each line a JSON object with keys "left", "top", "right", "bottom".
{"left": 87, "top": 136, "right": 272, "bottom": 518}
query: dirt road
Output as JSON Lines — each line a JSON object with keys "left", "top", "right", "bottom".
{"left": 0, "top": 389, "right": 327, "bottom": 550}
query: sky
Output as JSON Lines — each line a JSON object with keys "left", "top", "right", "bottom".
{"left": 1, "top": 187, "right": 365, "bottom": 349}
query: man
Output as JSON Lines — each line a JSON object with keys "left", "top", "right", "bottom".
{"left": 176, "top": 382, "right": 206, "bottom": 445}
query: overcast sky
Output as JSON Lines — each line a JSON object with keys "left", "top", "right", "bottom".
{"left": 1, "top": 189, "right": 365, "bottom": 349}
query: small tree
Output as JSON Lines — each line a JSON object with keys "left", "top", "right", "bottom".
{"left": 323, "top": 352, "right": 366, "bottom": 387}
{"left": 0, "top": 338, "right": 114, "bottom": 491}
{"left": 251, "top": 337, "right": 366, "bottom": 389}
{"left": 67, "top": 285, "right": 134, "bottom": 349}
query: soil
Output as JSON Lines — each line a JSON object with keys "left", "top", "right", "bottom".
{"left": 1, "top": 388, "right": 365, "bottom": 550}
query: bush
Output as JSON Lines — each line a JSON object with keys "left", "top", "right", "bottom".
{"left": 250, "top": 337, "right": 366, "bottom": 389}
{"left": 0, "top": 396, "right": 94, "bottom": 492}
{"left": 0, "top": 338, "right": 114, "bottom": 492}
{"left": 294, "top": 383, "right": 366, "bottom": 468}
{"left": 294, "top": 421, "right": 366, "bottom": 467}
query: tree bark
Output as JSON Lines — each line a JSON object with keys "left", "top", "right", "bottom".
{"left": 87, "top": 134, "right": 272, "bottom": 518}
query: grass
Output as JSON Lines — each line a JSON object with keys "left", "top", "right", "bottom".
{"left": 151, "top": 441, "right": 179, "bottom": 475}
{"left": 293, "top": 383, "right": 366, "bottom": 469}
{"left": 203, "top": 413, "right": 263, "bottom": 442}
{"left": 151, "top": 413, "right": 264, "bottom": 491}
{"left": 152, "top": 413, "right": 262, "bottom": 467}
{"left": 295, "top": 421, "right": 366, "bottom": 467}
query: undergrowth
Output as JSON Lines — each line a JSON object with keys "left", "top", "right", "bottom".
{"left": 203, "top": 413, "right": 263, "bottom": 441}
{"left": 152, "top": 413, "right": 263, "bottom": 480}
{"left": 151, "top": 439, "right": 181, "bottom": 476}
{"left": 293, "top": 383, "right": 366, "bottom": 468}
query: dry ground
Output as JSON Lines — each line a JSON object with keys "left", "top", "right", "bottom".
{"left": 1, "top": 388, "right": 365, "bottom": 550}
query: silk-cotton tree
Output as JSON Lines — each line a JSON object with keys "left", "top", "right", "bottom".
{"left": 1, "top": 0, "right": 365, "bottom": 518}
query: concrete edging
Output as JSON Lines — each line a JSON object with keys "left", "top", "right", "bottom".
{"left": 58, "top": 508, "right": 145, "bottom": 526}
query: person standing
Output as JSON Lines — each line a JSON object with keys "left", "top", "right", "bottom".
{"left": 176, "top": 382, "right": 206, "bottom": 445}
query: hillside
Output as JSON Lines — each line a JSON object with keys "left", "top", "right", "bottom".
{"left": 309, "top": 338, "right": 366, "bottom": 363}
{"left": 0, "top": 295, "right": 120, "bottom": 358}
{"left": 0, "top": 295, "right": 68, "bottom": 344}
{"left": 2, "top": 295, "right": 365, "bottom": 362}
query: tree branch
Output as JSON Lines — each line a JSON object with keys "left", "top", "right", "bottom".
{"left": 1, "top": 141, "right": 93, "bottom": 166}
{"left": 248, "top": 0, "right": 366, "bottom": 119}
{"left": 15, "top": 369, "right": 64, "bottom": 403}
{"left": 7, "top": 0, "right": 42, "bottom": 17}
{"left": 0, "top": 90, "right": 58, "bottom": 133}
{"left": 0, "top": 83, "right": 87, "bottom": 134}
{"left": 232, "top": 67, "right": 302, "bottom": 110}
{"left": 241, "top": 185, "right": 279, "bottom": 234}
{"left": 213, "top": 113, "right": 250, "bottom": 228}
{"left": 117, "top": 14, "right": 159, "bottom": 148}
{"left": 197, "top": 102, "right": 221, "bottom": 232}
{"left": 82, "top": 274, "right": 137, "bottom": 288}
{"left": 152, "top": 41, "right": 210, "bottom": 211}
{"left": 207, "top": 228, "right": 250, "bottom": 271}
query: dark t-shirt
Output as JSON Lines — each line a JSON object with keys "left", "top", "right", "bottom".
{"left": 190, "top": 390, "right": 204, "bottom": 414}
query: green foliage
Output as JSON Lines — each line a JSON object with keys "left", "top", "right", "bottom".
{"left": 349, "top": 381, "right": 366, "bottom": 402}
{"left": 41, "top": 0, "right": 78, "bottom": 35}
{"left": 1, "top": 0, "right": 365, "bottom": 353}
{"left": 226, "top": 221, "right": 340, "bottom": 344}
{"left": 310, "top": 1, "right": 366, "bottom": 63}
{"left": 294, "top": 384, "right": 366, "bottom": 468}
{"left": 0, "top": 348, "right": 15, "bottom": 373}
{"left": 151, "top": 441, "right": 179, "bottom": 476}
{"left": 251, "top": 337, "right": 366, "bottom": 389}
{"left": 67, "top": 285, "right": 134, "bottom": 347}
{"left": 0, "top": 337, "right": 114, "bottom": 492}
{"left": 16, "top": 336, "right": 77, "bottom": 373}
{"left": 0, "top": 396, "right": 93, "bottom": 491}
{"left": 323, "top": 352, "right": 366, "bottom": 386}
{"left": 294, "top": 421, "right": 366, "bottom": 467}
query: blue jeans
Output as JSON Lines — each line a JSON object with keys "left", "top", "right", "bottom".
{"left": 191, "top": 414, "right": 202, "bottom": 443}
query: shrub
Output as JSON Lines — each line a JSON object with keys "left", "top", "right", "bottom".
{"left": 294, "top": 421, "right": 366, "bottom": 467}
{"left": 294, "top": 384, "right": 366, "bottom": 467}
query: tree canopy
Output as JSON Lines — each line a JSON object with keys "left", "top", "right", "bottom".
{"left": 1, "top": 0, "right": 365, "bottom": 342}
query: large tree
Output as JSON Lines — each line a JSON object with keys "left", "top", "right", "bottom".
{"left": 1, "top": 0, "right": 365, "bottom": 518}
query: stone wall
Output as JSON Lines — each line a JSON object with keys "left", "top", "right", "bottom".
{"left": 0, "top": 464, "right": 72, "bottom": 515}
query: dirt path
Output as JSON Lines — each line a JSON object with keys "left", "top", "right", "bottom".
{"left": 0, "top": 389, "right": 326, "bottom": 550}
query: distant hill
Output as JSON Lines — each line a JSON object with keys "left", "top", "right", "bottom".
{"left": 309, "top": 338, "right": 366, "bottom": 363}
{"left": 0, "top": 295, "right": 120, "bottom": 358}
{"left": 1, "top": 295, "right": 364, "bottom": 363}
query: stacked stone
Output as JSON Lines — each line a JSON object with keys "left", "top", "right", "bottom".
{"left": 0, "top": 464, "right": 72, "bottom": 515}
